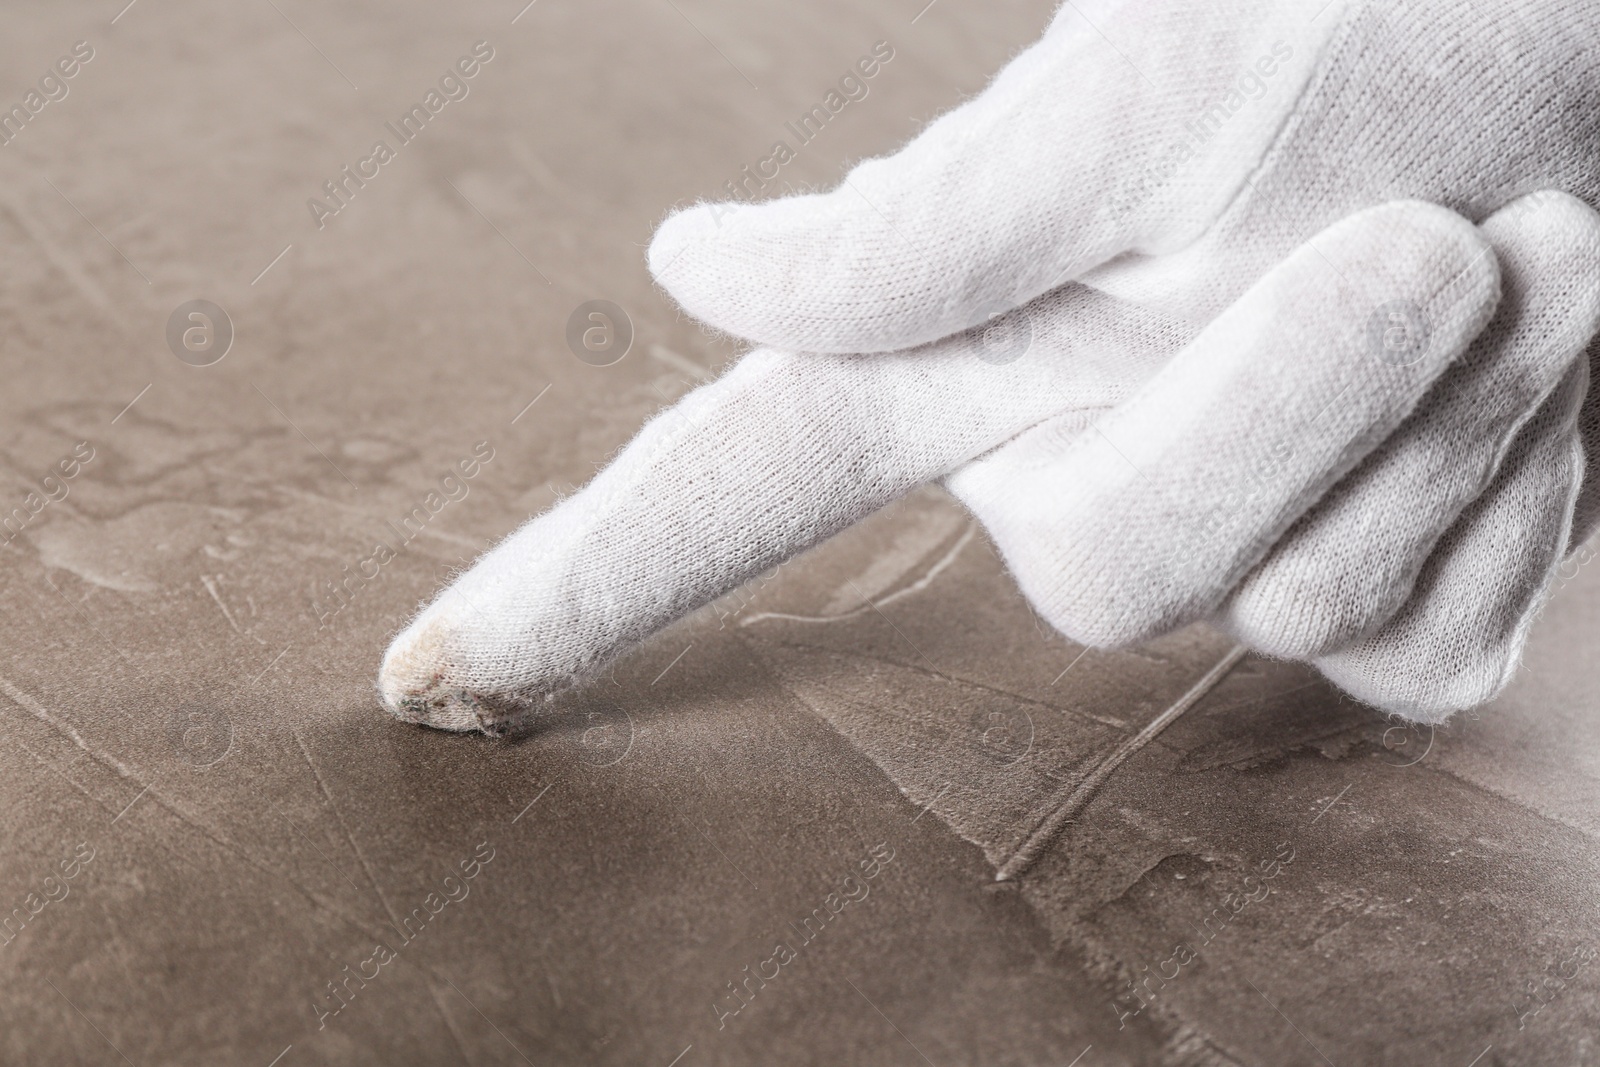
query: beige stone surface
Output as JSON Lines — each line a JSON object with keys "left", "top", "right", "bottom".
{"left": 2, "top": 2, "right": 1599, "bottom": 1065}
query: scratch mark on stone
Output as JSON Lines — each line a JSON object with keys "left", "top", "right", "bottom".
{"left": 249, "top": 644, "right": 293, "bottom": 688}
{"left": 2, "top": 686, "right": 488, "bottom": 1018}
{"left": 765, "top": 638, "right": 1130, "bottom": 731}
{"left": 45, "top": 975, "right": 138, "bottom": 1066}
{"left": 110, "top": 782, "right": 151, "bottom": 824}
{"left": 0, "top": 672, "right": 141, "bottom": 782}
{"left": 14, "top": 737, "right": 113, "bottom": 814}
{"left": 912, "top": 782, "right": 952, "bottom": 823}
{"left": 649, "top": 343, "right": 710, "bottom": 380}
{"left": 1243, "top": 975, "right": 1338, "bottom": 1067}
{"left": 132, "top": 790, "right": 485, "bottom": 1010}
{"left": 512, "top": 782, "right": 552, "bottom": 823}
{"left": 274, "top": 805, "right": 367, "bottom": 898}
{"left": 291, "top": 728, "right": 392, "bottom": 920}
{"left": 1310, "top": 783, "right": 1352, "bottom": 825}
{"left": 291, "top": 728, "right": 476, "bottom": 1065}
{"left": 0, "top": 192, "right": 122, "bottom": 327}
{"left": 695, "top": 821, "right": 764, "bottom": 895}
{"left": 413, "top": 524, "right": 482, "bottom": 550}
{"left": 847, "top": 575, "right": 937, "bottom": 670}
{"left": 996, "top": 645, "right": 1249, "bottom": 882}
{"left": 200, "top": 574, "right": 257, "bottom": 642}
{"left": 1050, "top": 647, "right": 1091, "bottom": 686}
{"left": 741, "top": 525, "right": 975, "bottom": 626}
{"left": 651, "top": 643, "right": 693, "bottom": 686}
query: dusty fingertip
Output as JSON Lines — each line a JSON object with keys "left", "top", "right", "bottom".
{"left": 377, "top": 621, "right": 482, "bottom": 734}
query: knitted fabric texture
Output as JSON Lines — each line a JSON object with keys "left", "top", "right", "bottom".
{"left": 382, "top": 0, "right": 1600, "bottom": 733}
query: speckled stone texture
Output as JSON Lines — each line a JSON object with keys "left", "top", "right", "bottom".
{"left": 1, "top": 2, "right": 1599, "bottom": 1065}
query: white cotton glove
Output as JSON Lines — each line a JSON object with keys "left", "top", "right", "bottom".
{"left": 379, "top": 0, "right": 1600, "bottom": 734}
{"left": 636, "top": 0, "right": 1600, "bottom": 718}
{"left": 377, "top": 196, "right": 1600, "bottom": 734}
{"left": 948, "top": 194, "right": 1600, "bottom": 721}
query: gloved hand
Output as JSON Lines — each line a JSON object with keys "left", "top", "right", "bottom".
{"left": 379, "top": 0, "right": 1600, "bottom": 734}
{"left": 377, "top": 195, "right": 1600, "bottom": 735}
{"left": 948, "top": 194, "right": 1600, "bottom": 720}
{"left": 638, "top": 0, "right": 1600, "bottom": 718}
